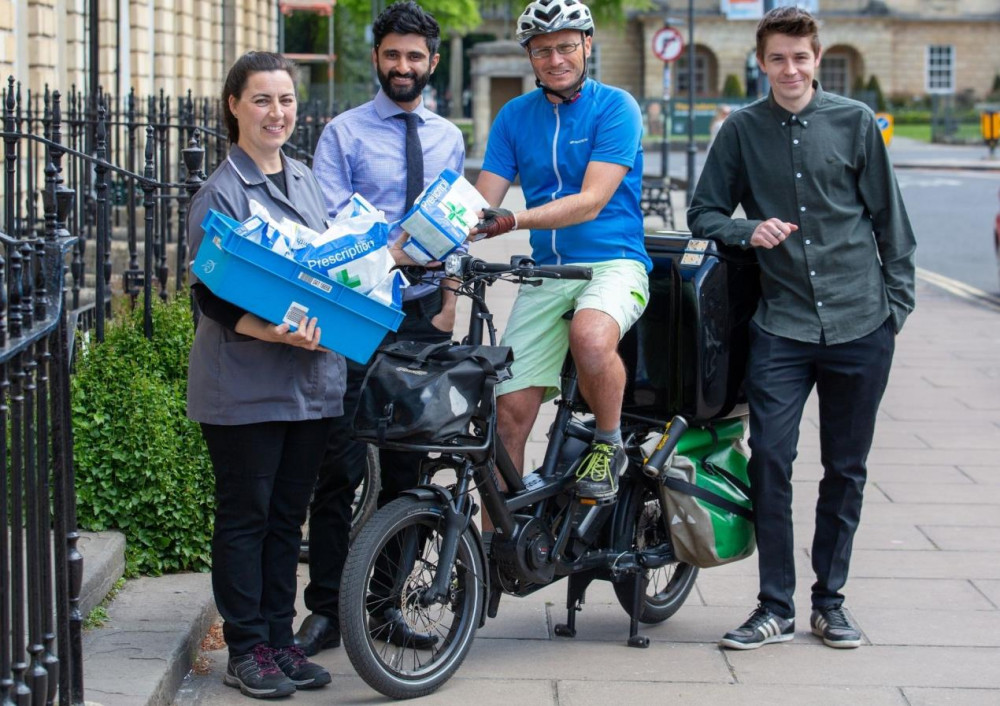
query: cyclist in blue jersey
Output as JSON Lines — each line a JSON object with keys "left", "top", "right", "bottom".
{"left": 472, "top": 0, "right": 650, "bottom": 507}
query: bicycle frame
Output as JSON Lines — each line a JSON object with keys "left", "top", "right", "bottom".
{"left": 368, "top": 256, "right": 697, "bottom": 638}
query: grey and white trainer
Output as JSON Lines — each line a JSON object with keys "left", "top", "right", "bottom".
{"left": 720, "top": 605, "right": 795, "bottom": 650}
{"left": 810, "top": 606, "right": 862, "bottom": 648}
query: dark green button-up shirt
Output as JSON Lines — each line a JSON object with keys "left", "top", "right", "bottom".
{"left": 687, "top": 83, "right": 916, "bottom": 345}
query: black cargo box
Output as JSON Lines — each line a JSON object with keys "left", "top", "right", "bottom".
{"left": 620, "top": 232, "right": 760, "bottom": 424}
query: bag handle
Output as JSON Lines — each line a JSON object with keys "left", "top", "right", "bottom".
{"left": 411, "top": 342, "right": 506, "bottom": 379}
{"left": 662, "top": 475, "right": 754, "bottom": 522}
{"left": 411, "top": 341, "right": 455, "bottom": 367}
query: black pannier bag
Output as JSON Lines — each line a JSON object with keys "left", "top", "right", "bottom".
{"left": 354, "top": 340, "right": 513, "bottom": 445}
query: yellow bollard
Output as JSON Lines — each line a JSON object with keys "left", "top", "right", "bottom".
{"left": 875, "top": 112, "right": 893, "bottom": 146}
{"left": 982, "top": 110, "right": 1000, "bottom": 157}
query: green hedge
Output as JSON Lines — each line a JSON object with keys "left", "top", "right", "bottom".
{"left": 72, "top": 295, "right": 214, "bottom": 576}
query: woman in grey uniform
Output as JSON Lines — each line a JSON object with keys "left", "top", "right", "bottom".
{"left": 186, "top": 51, "right": 342, "bottom": 700}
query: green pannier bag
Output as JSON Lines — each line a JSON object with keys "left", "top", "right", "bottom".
{"left": 657, "top": 425, "right": 756, "bottom": 568}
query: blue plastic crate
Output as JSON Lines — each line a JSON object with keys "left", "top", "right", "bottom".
{"left": 192, "top": 210, "right": 404, "bottom": 364}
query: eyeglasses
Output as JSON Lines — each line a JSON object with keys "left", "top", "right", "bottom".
{"left": 528, "top": 42, "right": 582, "bottom": 60}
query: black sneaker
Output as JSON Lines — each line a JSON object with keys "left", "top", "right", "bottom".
{"left": 272, "top": 644, "right": 332, "bottom": 689}
{"left": 811, "top": 606, "right": 862, "bottom": 648}
{"left": 720, "top": 605, "right": 795, "bottom": 650}
{"left": 573, "top": 442, "right": 626, "bottom": 504}
{"left": 223, "top": 644, "right": 296, "bottom": 699}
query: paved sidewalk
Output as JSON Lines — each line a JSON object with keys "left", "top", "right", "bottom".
{"left": 173, "top": 224, "right": 1000, "bottom": 705}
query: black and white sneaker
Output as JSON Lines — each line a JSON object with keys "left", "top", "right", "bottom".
{"left": 223, "top": 644, "right": 296, "bottom": 699}
{"left": 720, "top": 605, "right": 795, "bottom": 650}
{"left": 811, "top": 606, "right": 862, "bottom": 648}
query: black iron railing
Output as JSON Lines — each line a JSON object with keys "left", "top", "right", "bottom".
{"left": 2, "top": 81, "right": 83, "bottom": 705}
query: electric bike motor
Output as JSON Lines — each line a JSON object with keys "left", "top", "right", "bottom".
{"left": 491, "top": 515, "right": 557, "bottom": 585}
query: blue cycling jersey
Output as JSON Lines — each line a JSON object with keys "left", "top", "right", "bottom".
{"left": 482, "top": 79, "right": 651, "bottom": 271}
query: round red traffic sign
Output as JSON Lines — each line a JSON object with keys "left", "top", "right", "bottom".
{"left": 652, "top": 26, "right": 684, "bottom": 62}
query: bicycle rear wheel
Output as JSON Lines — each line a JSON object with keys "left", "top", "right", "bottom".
{"left": 300, "top": 444, "right": 381, "bottom": 562}
{"left": 613, "top": 479, "right": 698, "bottom": 623}
{"left": 350, "top": 445, "right": 382, "bottom": 538}
{"left": 340, "top": 496, "right": 485, "bottom": 699}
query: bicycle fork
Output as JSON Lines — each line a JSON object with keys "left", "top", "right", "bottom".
{"left": 418, "top": 464, "right": 478, "bottom": 608}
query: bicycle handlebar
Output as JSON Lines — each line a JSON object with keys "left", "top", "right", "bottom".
{"left": 445, "top": 253, "right": 592, "bottom": 281}
{"left": 642, "top": 415, "right": 689, "bottom": 478}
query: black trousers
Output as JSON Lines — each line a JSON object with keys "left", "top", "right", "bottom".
{"left": 303, "top": 289, "right": 451, "bottom": 620}
{"left": 202, "top": 417, "right": 332, "bottom": 656}
{"left": 745, "top": 319, "right": 894, "bottom": 619}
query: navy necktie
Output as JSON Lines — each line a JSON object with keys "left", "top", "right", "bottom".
{"left": 397, "top": 112, "right": 424, "bottom": 211}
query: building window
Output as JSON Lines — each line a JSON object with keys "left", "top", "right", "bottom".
{"left": 676, "top": 50, "right": 709, "bottom": 96}
{"left": 588, "top": 43, "right": 600, "bottom": 81}
{"left": 820, "top": 55, "right": 848, "bottom": 96}
{"left": 926, "top": 45, "right": 954, "bottom": 94}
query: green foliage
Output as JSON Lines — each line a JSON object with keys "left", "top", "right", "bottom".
{"left": 83, "top": 577, "right": 126, "bottom": 630}
{"left": 83, "top": 604, "right": 108, "bottom": 631}
{"left": 991, "top": 73, "right": 1000, "bottom": 100}
{"left": 337, "top": 0, "right": 483, "bottom": 39}
{"left": 72, "top": 295, "right": 213, "bottom": 577}
{"left": 721, "top": 74, "right": 744, "bottom": 98}
{"left": 865, "top": 75, "right": 887, "bottom": 112}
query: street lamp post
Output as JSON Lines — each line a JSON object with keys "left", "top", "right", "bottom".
{"left": 89, "top": 0, "right": 99, "bottom": 101}
{"left": 685, "top": 0, "right": 696, "bottom": 204}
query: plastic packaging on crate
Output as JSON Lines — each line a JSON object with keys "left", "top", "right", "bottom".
{"left": 399, "top": 168, "right": 487, "bottom": 264}
{"left": 192, "top": 210, "right": 404, "bottom": 364}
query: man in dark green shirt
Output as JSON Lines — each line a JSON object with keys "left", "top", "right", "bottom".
{"left": 688, "top": 6, "right": 915, "bottom": 651}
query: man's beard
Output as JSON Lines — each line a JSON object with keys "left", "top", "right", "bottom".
{"left": 377, "top": 66, "right": 431, "bottom": 104}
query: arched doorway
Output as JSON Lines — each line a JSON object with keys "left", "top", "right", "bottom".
{"left": 675, "top": 45, "right": 718, "bottom": 97}
{"left": 820, "top": 45, "right": 865, "bottom": 97}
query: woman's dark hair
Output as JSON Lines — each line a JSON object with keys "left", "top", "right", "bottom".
{"left": 372, "top": 1, "right": 441, "bottom": 56}
{"left": 755, "top": 6, "right": 821, "bottom": 61}
{"left": 222, "top": 51, "right": 299, "bottom": 144}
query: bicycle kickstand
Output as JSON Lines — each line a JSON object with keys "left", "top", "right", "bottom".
{"left": 554, "top": 572, "right": 593, "bottom": 638}
{"left": 627, "top": 568, "right": 650, "bottom": 648}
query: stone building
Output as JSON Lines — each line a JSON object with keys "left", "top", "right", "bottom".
{"left": 2, "top": 0, "right": 997, "bottom": 140}
{"left": 474, "top": 0, "right": 1000, "bottom": 102}
{"left": 0, "top": 0, "right": 278, "bottom": 100}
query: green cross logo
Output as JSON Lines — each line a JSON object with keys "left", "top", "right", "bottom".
{"left": 335, "top": 270, "right": 362, "bottom": 288}
{"left": 445, "top": 202, "right": 467, "bottom": 223}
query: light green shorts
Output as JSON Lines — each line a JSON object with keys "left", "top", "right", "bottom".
{"left": 496, "top": 259, "right": 649, "bottom": 400}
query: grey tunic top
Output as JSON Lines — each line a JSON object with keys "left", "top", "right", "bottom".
{"left": 186, "top": 145, "right": 347, "bottom": 425}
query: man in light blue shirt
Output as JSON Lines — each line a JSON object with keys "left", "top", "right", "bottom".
{"left": 295, "top": 0, "right": 465, "bottom": 656}
{"left": 472, "top": 0, "right": 648, "bottom": 507}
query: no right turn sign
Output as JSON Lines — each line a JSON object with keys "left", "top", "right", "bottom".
{"left": 652, "top": 27, "right": 684, "bottom": 63}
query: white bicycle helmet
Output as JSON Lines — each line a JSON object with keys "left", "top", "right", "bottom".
{"left": 516, "top": 0, "right": 595, "bottom": 46}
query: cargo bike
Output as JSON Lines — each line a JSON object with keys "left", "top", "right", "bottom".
{"left": 338, "top": 233, "right": 761, "bottom": 699}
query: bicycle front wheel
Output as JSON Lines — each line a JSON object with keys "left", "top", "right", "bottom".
{"left": 340, "top": 496, "right": 485, "bottom": 699}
